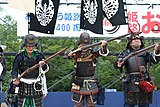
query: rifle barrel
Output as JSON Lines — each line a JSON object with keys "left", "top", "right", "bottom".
{"left": 123, "top": 42, "right": 160, "bottom": 61}
{"left": 106, "top": 32, "right": 132, "bottom": 42}
{"left": 72, "top": 32, "right": 133, "bottom": 54}
{"left": 44, "top": 48, "right": 67, "bottom": 62}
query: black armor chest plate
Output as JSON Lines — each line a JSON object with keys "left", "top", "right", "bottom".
{"left": 75, "top": 49, "right": 96, "bottom": 77}
{"left": 20, "top": 55, "right": 39, "bottom": 78}
{"left": 125, "top": 52, "right": 146, "bottom": 73}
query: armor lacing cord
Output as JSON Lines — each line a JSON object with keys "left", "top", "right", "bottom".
{"left": 153, "top": 50, "right": 160, "bottom": 62}
{"left": 39, "top": 64, "right": 49, "bottom": 75}
{"left": 33, "top": 65, "right": 49, "bottom": 92}
{"left": 34, "top": 64, "right": 49, "bottom": 91}
{"left": 99, "top": 48, "right": 109, "bottom": 57}
{"left": 33, "top": 75, "right": 42, "bottom": 92}
{"left": 135, "top": 56, "right": 145, "bottom": 81}
{"left": 83, "top": 80, "right": 95, "bottom": 90}
{"left": 153, "top": 50, "right": 160, "bottom": 56}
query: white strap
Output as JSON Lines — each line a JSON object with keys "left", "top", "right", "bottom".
{"left": 0, "top": 63, "right": 3, "bottom": 76}
{"left": 99, "top": 48, "right": 109, "bottom": 56}
{"left": 20, "top": 78, "right": 40, "bottom": 84}
{"left": 153, "top": 50, "right": 160, "bottom": 62}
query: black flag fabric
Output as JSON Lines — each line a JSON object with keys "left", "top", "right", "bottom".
{"left": 30, "top": 0, "right": 60, "bottom": 34}
{"left": 103, "top": 0, "right": 128, "bottom": 26}
{"left": 80, "top": 0, "right": 103, "bottom": 34}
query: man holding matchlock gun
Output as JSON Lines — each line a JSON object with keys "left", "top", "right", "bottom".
{"left": 67, "top": 32, "right": 109, "bottom": 107}
{"left": 114, "top": 32, "right": 160, "bottom": 107}
{"left": 11, "top": 34, "right": 49, "bottom": 107}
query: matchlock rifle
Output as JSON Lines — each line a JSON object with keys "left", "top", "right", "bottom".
{"left": 17, "top": 47, "right": 67, "bottom": 80}
{"left": 72, "top": 32, "right": 142, "bottom": 54}
{"left": 121, "top": 42, "right": 160, "bottom": 62}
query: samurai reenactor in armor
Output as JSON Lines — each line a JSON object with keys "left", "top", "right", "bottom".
{"left": 114, "top": 32, "right": 160, "bottom": 107}
{"left": 67, "top": 32, "right": 109, "bottom": 107}
{"left": 0, "top": 46, "right": 6, "bottom": 88}
{"left": 0, "top": 46, "right": 7, "bottom": 107}
{"left": 2, "top": 81, "right": 18, "bottom": 107}
{"left": 11, "top": 34, "right": 49, "bottom": 107}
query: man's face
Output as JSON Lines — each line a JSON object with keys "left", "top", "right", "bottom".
{"left": 130, "top": 38, "right": 142, "bottom": 50}
{"left": 83, "top": 39, "right": 89, "bottom": 43}
{"left": 26, "top": 45, "right": 35, "bottom": 53}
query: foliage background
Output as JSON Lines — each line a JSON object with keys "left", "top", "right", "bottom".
{"left": 0, "top": 7, "right": 160, "bottom": 92}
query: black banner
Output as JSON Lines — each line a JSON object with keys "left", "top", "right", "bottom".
{"left": 80, "top": 0, "right": 103, "bottom": 34}
{"left": 103, "top": 0, "right": 128, "bottom": 26}
{"left": 30, "top": 0, "right": 60, "bottom": 34}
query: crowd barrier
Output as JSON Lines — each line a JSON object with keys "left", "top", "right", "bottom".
{"left": 0, "top": 91, "right": 160, "bottom": 107}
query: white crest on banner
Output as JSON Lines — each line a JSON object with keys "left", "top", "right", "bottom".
{"left": 103, "top": 0, "right": 119, "bottom": 19}
{"left": 83, "top": 0, "right": 98, "bottom": 24}
{"left": 36, "top": 0, "right": 54, "bottom": 26}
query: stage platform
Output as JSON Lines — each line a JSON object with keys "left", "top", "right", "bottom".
{"left": 1, "top": 91, "right": 160, "bottom": 107}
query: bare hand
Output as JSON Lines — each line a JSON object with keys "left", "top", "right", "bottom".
{"left": 68, "top": 51, "right": 73, "bottom": 57}
{"left": 101, "top": 40, "right": 107, "bottom": 46}
{"left": 117, "top": 61, "right": 124, "bottom": 67}
{"left": 154, "top": 43, "right": 159, "bottom": 54}
{"left": 39, "top": 60, "right": 45, "bottom": 65}
{"left": 12, "top": 78, "right": 20, "bottom": 85}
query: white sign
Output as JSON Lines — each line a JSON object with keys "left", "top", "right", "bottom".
{"left": 17, "top": 4, "right": 160, "bottom": 37}
{"left": 126, "top": 0, "right": 160, "bottom": 4}
{"left": 18, "top": 5, "right": 128, "bottom": 37}
{"left": 127, "top": 5, "right": 160, "bottom": 37}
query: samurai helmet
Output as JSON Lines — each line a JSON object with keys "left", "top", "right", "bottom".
{"left": 127, "top": 32, "right": 143, "bottom": 43}
{"left": 126, "top": 32, "right": 144, "bottom": 49}
{"left": 24, "top": 34, "right": 36, "bottom": 47}
{"left": 79, "top": 32, "right": 90, "bottom": 44}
